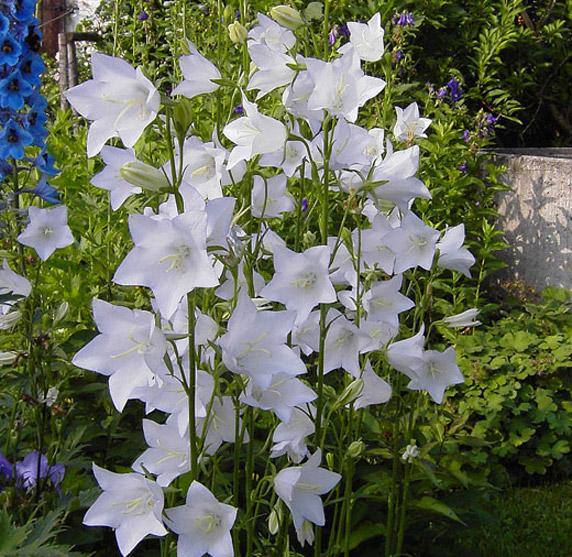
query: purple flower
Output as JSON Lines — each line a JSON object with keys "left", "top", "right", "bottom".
{"left": 137, "top": 10, "right": 149, "bottom": 21}
{"left": 394, "top": 11, "right": 415, "bottom": 27}
{"left": 463, "top": 130, "right": 470, "bottom": 142}
{"left": 338, "top": 23, "right": 350, "bottom": 38}
{"left": 458, "top": 161, "right": 468, "bottom": 173}
{"left": 485, "top": 112, "right": 499, "bottom": 130}
{"left": 393, "top": 49, "right": 403, "bottom": 62}
{"left": 328, "top": 27, "right": 338, "bottom": 46}
{"left": 0, "top": 452, "right": 12, "bottom": 481}
{"left": 301, "top": 198, "right": 308, "bottom": 212}
{"left": 15, "top": 451, "right": 65, "bottom": 490}
{"left": 447, "top": 77, "right": 462, "bottom": 103}
{"left": 233, "top": 105, "right": 244, "bottom": 115}
{"left": 436, "top": 87, "right": 447, "bottom": 100}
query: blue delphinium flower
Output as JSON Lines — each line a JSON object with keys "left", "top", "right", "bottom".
{"left": 0, "top": 33, "right": 22, "bottom": 65}
{"left": 0, "top": 70, "right": 34, "bottom": 109}
{"left": 25, "top": 175, "right": 60, "bottom": 204}
{"left": 0, "top": 117, "right": 33, "bottom": 158}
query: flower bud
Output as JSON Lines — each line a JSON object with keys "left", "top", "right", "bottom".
{"left": 268, "top": 504, "right": 281, "bottom": 535}
{"left": 270, "top": 5, "right": 304, "bottom": 29}
{"left": 335, "top": 378, "right": 364, "bottom": 409}
{"left": 326, "top": 452, "right": 335, "bottom": 470}
{"left": 401, "top": 442, "right": 419, "bottom": 463}
{"left": 347, "top": 440, "right": 365, "bottom": 459}
{"left": 223, "top": 5, "right": 234, "bottom": 22}
{"left": 302, "top": 230, "right": 316, "bottom": 248}
{"left": 120, "top": 161, "right": 171, "bottom": 192}
{"left": 304, "top": 2, "right": 323, "bottom": 21}
{"left": 0, "top": 351, "right": 17, "bottom": 366}
{"left": 228, "top": 21, "right": 248, "bottom": 44}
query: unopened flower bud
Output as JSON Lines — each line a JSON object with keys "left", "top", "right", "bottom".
{"left": 270, "top": 5, "right": 304, "bottom": 29}
{"left": 335, "top": 378, "right": 364, "bottom": 409}
{"left": 39, "top": 386, "right": 59, "bottom": 407}
{"left": 120, "top": 161, "right": 171, "bottom": 192}
{"left": 347, "top": 440, "right": 365, "bottom": 459}
{"left": 268, "top": 503, "right": 282, "bottom": 535}
{"left": 326, "top": 452, "right": 335, "bottom": 470}
{"left": 0, "top": 351, "right": 17, "bottom": 366}
{"left": 228, "top": 21, "right": 247, "bottom": 44}
{"left": 223, "top": 5, "right": 234, "bottom": 22}
{"left": 401, "top": 442, "right": 419, "bottom": 463}
{"left": 442, "top": 308, "right": 481, "bottom": 328}
{"left": 302, "top": 230, "right": 316, "bottom": 248}
{"left": 304, "top": 2, "right": 323, "bottom": 21}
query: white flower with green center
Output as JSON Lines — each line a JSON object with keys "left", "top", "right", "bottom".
{"left": 437, "top": 223, "right": 476, "bottom": 277}
{"left": 271, "top": 406, "right": 315, "bottom": 463}
{"left": 248, "top": 13, "right": 296, "bottom": 53}
{"left": 354, "top": 360, "right": 392, "bottom": 409}
{"left": 408, "top": 347, "right": 464, "bottom": 403}
{"left": 0, "top": 258, "right": 31, "bottom": 314}
{"left": 359, "top": 213, "right": 396, "bottom": 275}
{"left": 72, "top": 299, "right": 167, "bottom": 411}
{"left": 133, "top": 418, "right": 189, "bottom": 487}
{"left": 166, "top": 481, "right": 237, "bottom": 557}
{"left": 251, "top": 173, "right": 294, "bottom": 219}
{"left": 17, "top": 206, "right": 74, "bottom": 261}
{"left": 172, "top": 41, "right": 221, "bottom": 99}
{"left": 113, "top": 211, "right": 219, "bottom": 319}
{"left": 261, "top": 245, "right": 336, "bottom": 324}
{"left": 274, "top": 449, "right": 341, "bottom": 545}
{"left": 219, "top": 291, "right": 306, "bottom": 389}
{"left": 65, "top": 53, "right": 160, "bottom": 157}
{"left": 83, "top": 464, "right": 167, "bottom": 556}
{"left": 386, "top": 326, "right": 426, "bottom": 381}
{"left": 338, "top": 13, "right": 385, "bottom": 62}
{"left": 385, "top": 211, "right": 440, "bottom": 273}
{"left": 393, "top": 102, "right": 432, "bottom": 142}
{"left": 362, "top": 274, "right": 415, "bottom": 327}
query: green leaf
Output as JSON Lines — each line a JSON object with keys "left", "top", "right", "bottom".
{"left": 347, "top": 522, "right": 386, "bottom": 550}
{"left": 411, "top": 496, "right": 466, "bottom": 524}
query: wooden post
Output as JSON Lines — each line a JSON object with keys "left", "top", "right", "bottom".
{"left": 58, "top": 32, "right": 69, "bottom": 109}
{"left": 40, "top": 0, "right": 68, "bottom": 57}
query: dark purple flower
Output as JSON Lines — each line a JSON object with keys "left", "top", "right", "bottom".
{"left": 393, "top": 49, "right": 403, "bottom": 62}
{"left": 463, "top": 130, "right": 470, "bottom": 142}
{"left": 458, "top": 161, "right": 468, "bottom": 173}
{"left": 394, "top": 11, "right": 415, "bottom": 27}
{"left": 0, "top": 452, "right": 12, "bottom": 481}
{"left": 338, "top": 23, "right": 350, "bottom": 38}
{"left": 328, "top": 27, "right": 338, "bottom": 46}
{"left": 233, "top": 105, "right": 244, "bottom": 115}
{"left": 137, "top": 10, "right": 149, "bottom": 21}
{"left": 447, "top": 77, "right": 462, "bottom": 103}
{"left": 15, "top": 451, "right": 65, "bottom": 490}
{"left": 235, "top": 9, "right": 241, "bottom": 19}
{"left": 301, "top": 198, "right": 308, "bottom": 212}
{"left": 436, "top": 87, "right": 447, "bottom": 100}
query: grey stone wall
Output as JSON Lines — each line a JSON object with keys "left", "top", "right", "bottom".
{"left": 490, "top": 149, "right": 571, "bottom": 291}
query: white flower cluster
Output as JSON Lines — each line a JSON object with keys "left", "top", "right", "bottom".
{"left": 66, "top": 11, "right": 480, "bottom": 556}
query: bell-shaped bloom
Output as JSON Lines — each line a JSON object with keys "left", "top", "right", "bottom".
{"left": 261, "top": 245, "right": 336, "bottom": 324}
{"left": 198, "top": 396, "right": 248, "bottom": 456}
{"left": 437, "top": 224, "right": 475, "bottom": 277}
{"left": 306, "top": 50, "right": 385, "bottom": 122}
{"left": 83, "top": 464, "right": 167, "bottom": 556}
{"left": 15, "top": 451, "right": 65, "bottom": 490}
{"left": 113, "top": 211, "right": 219, "bottom": 319}
{"left": 271, "top": 406, "right": 315, "bottom": 463}
{"left": 219, "top": 292, "right": 306, "bottom": 389}
{"left": 260, "top": 130, "right": 308, "bottom": 178}
{"left": 223, "top": 95, "right": 287, "bottom": 170}
{"left": 251, "top": 173, "right": 294, "bottom": 218}
{"left": 282, "top": 70, "right": 322, "bottom": 129}
{"left": 407, "top": 347, "right": 464, "bottom": 403}
{"left": 393, "top": 102, "right": 432, "bottom": 141}
{"left": 362, "top": 274, "right": 415, "bottom": 326}
{"left": 133, "top": 419, "right": 189, "bottom": 487}
{"left": 17, "top": 205, "right": 74, "bottom": 261}
{"left": 0, "top": 259, "right": 32, "bottom": 306}
{"left": 247, "top": 43, "right": 296, "bottom": 99}
{"left": 166, "top": 481, "right": 237, "bottom": 557}
{"left": 240, "top": 374, "right": 316, "bottom": 423}
{"left": 384, "top": 211, "right": 439, "bottom": 273}
{"left": 274, "top": 450, "right": 341, "bottom": 544}
{"left": 248, "top": 13, "right": 296, "bottom": 53}
{"left": 90, "top": 146, "right": 141, "bottom": 210}
{"left": 359, "top": 214, "right": 396, "bottom": 275}
{"left": 72, "top": 299, "right": 167, "bottom": 411}
{"left": 65, "top": 53, "right": 160, "bottom": 157}
{"left": 338, "top": 13, "right": 385, "bottom": 62}
{"left": 172, "top": 41, "right": 221, "bottom": 99}
{"left": 386, "top": 326, "right": 426, "bottom": 381}
{"left": 354, "top": 361, "right": 392, "bottom": 409}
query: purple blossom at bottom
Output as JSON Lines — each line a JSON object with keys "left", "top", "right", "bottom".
{"left": 393, "top": 12, "right": 415, "bottom": 26}
{"left": 458, "top": 161, "right": 468, "bottom": 173}
{"left": 137, "top": 11, "right": 149, "bottom": 21}
{"left": 447, "top": 77, "right": 462, "bottom": 103}
{"left": 15, "top": 451, "right": 65, "bottom": 490}
{"left": 463, "top": 130, "right": 470, "bottom": 142}
{"left": 233, "top": 105, "right": 244, "bottom": 115}
{"left": 0, "top": 452, "right": 12, "bottom": 481}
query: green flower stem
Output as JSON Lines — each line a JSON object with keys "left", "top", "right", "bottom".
{"left": 323, "top": 0, "right": 330, "bottom": 59}
{"left": 186, "top": 292, "right": 199, "bottom": 481}
{"left": 245, "top": 407, "right": 255, "bottom": 557}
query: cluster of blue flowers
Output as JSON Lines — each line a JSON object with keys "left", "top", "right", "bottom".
{"left": 0, "top": 450, "right": 65, "bottom": 491}
{"left": 0, "top": 0, "right": 59, "bottom": 202}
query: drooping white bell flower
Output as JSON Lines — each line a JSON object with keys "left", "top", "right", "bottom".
{"left": 219, "top": 291, "right": 306, "bottom": 389}
{"left": 166, "top": 481, "right": 237, "bottom": 557}
{"left": 407, "top": 347, "right": 464, "bottom": 403}
{"left": 306, "top": 50, "right": 385, "bottom": 122}
{"left": 260, "top": 123, "right": 308, "bottom": 177}
{"left": 90, "top": 146, "right": 141, "bottom": 210}
{"left": 393, "top": 102, "right": 432, "bottom": 141}
{"left": 113, "top": 211, "right": 219, "bottom": 319}
{"left": 72, "top": 299, "right": 167, "bottom": 411}
{"left": 442, "top": 308, "right": 481, "bottom": 328}
{"left": 251, "top": 173, "right": 295, "bottom": 218}
{"left": 338, "top": 13, "right": 385, "bottom": 62}
{"left": 0, "top": 259, "right": 31, "bottom": 313}
{"left": 132, "top": 418, "right": 189, "bottom": 487}
{"left": 436, "top": 224, "right": 476, "bottom": 277}
{"left": 261, "top": 245, "right": 337, "bottom": 324}
{"left": 354, "top": 360, "right": 392, "bottom": 409}
{"left": 271, "top": 406, "right": 315, "bottom": 463}
{"left": 386, "top": 325, "right": 426, "bottom": 381}
{"left": 65, "top": 53, "right": 160, "bottom": 157}
{"left": 359, "top": 317, "right": 399, "bottom": 352}
{"left": 17, "top": 206, "right": 74, "bottom": 261}
{"left": 240, "top": 374, "right": 316, "bottom": 423}
{"left": 223, "top": 95, "right": 287, "bottom": 170}
{"left": 83, "top": 464, "right": 167, "bottom": 556}
{"left": 198, "top": 396, "right": 248, "bottom": 456}
{"left": 362, "top": 274, "right": 415, "bottom": 326}
{"left": 247, "top": 43, "right": 297, "bottom": 99}
{"left": 274, "top": 450, "right": 341, "bottom": 545}
{"left": 282, "top": 70, "right": 323, "bottom": 129}
{"left": 248, "top": 13, "right": 296, "bottom": 53}
{"left": 172, "top": 41, "right": 221, "bottom": 99}
{"left": 384, "top": 211, "right": 440, "bottom": 273}
{"left": 358, "top": 214, "right": 396, "bottom": 275}
{"left": 327, "top": 119, "right": 372, "bottom": 171}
